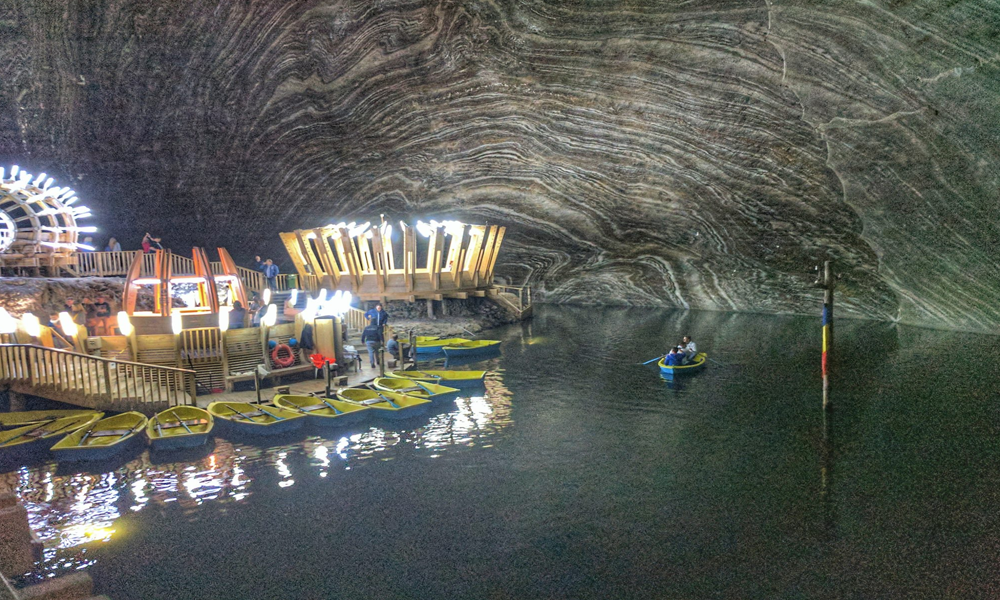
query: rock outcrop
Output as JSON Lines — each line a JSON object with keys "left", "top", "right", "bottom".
{"left": 0, "top": 1, "right": 997, "bottom": 331}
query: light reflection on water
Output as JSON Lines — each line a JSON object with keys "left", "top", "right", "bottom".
{"left": 1, "top": 371, "right": 512, "bottom": 582}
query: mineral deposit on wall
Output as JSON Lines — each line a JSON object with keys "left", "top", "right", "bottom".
{"left": 1, "top": 1, "right": 997, "bottom": 331}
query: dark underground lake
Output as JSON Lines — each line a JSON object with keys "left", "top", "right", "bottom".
{"left": 4, "top": 305, "right": 1000, "bottom": 599}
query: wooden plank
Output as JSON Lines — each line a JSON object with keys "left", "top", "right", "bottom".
{"left": 485, "top": 226, "right": 506, "bottom": 284}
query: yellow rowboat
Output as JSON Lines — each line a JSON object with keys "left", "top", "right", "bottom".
{"left": 207, "top": 402, "right": 305, "bottom": 436}
{"left": 0, "top": 410, "right": 98, "bottom": 429}
{"left": 441, "top": 340, "right": 501, "bottom": 358}
{"left": 373, "top": 377, "right": 460, "bottom": 403}
{"left": 0, "top": 412, "right": 103, "bottom": 455}
{"left": 657, "top": 352, "right": 708, "bottom": 377}
{"left": 337, "top": 387, "right": 430, "bottom": 420}
{"left": 415, "top": 337, "right": 470, "bottom": 355}
{"left": 51, "top": 412, "right": 148, "bottom": 462}
{"left": 387, "top": 369, "right": 486, "bottom": 389}
{"left": 272, "top": 394, "right": 369, "bottom": 427}
{"left": 146, "top": 406, "right": 214, "bottom": 451}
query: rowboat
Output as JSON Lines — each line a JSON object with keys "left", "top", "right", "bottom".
{"left": 441, "top": 340, "right": 501, "bottom": 358}
{"left": 207, "top": 402, "right": 305, "bottom": 436}
{"left": 386, "top": 369, "right": 486, "bottom": 389}
{"left": 414, "top": 337, "right": 470, "bottom": 355}
{"left": 1, "top": 412, "right": 103, "bottom": 455}
{"left": 51, "top": 412, "right": 148, "bottom": 462}
{"left": 1, "top": 410, "right": 99, "bottom": 429}
{"left": 337, "top": 387, "right": 431, "bottom": 420}
{"left": 272, "top": 394, "right": 369, "bottom": 427}
{"left": 374, "top": 377, "right": 460, "bottom": 403}
{"left": 658, "top": 352, "right": 708, "bottom": 376}
{"left": 146, "top": 406, "right": 214, "bottom": 451}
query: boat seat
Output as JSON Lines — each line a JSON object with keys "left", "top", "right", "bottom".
{"left": 396, "top": 386, "right": 423, "bottom": 393}
{"left": 90, "top": 429, "right": 134, "bottom": 437}
{"left": 297, "top": 404, "right": 330, "bottom": 412}
{"left": 361, "top": 399, "right": 385, "bottom": 405}
{"left": 159, "top": 419, "right": 208, "bottom": 429}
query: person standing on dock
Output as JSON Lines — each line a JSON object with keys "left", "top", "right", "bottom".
{"left": 361, "top": 317, "right": 384, "bottom": 369}
{"left": 104, "top": 237, "right": 121, "bottom": 252}
{"left": 255, "top": 256, "right": 279, "bottom": 290}
{"left": 365, "top": 303, "right": 389, "bottom": 331}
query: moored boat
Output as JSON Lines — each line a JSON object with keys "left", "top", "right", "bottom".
{"left": 273, "top": 394, "right": 368, "bottom": 427}
{"left": 50, "top": 412, "right": 148, "bottom": 462}
{"left": 657, "top": 352, "right": 708, "bottom": 376}
{"left": 146, "top": 406, "right": 214, "bottom": 450}
{"left": 374, "top": 377, "right": 460, "bottom": 403}
{"left": 386, "top": 369, "right": 486, "bottom": 389}
{"left": 0, "top": 410, "right": 99, "bottom": 429}
{"left": 1, "top": 412, "right": 103, "bottom": 455}
{"left": 441, "top": 340, "right": 501, "bottom": 358}
{"left": 337, "top": 387, "right": 430, "bottom": 420}
{"left": 207, "top": 402, "right": 305, "bottom": 436}
{"left": 414, "top": 337, "right": 470, "bottom": 355}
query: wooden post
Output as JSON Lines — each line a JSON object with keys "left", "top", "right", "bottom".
{"left": 426, "top": 298, "right": 435, "bottom": 319}
{"left": 408, "top": 330, "right": 416, "bottom": 369}
{"left": 815, "top": 261, "right": 834, "bottom": 410}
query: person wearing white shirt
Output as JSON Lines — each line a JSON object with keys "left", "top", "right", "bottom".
{"left": 681, "top": 335, "right": 697, "bottom": 364}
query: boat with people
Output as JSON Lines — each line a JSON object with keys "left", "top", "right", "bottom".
{"left": 414, "top": 337, "right": 471, "bottom": 355}
{"left": 373, "top": 377, "right": 460, "bottom": 403}
{"left": 50, "top": 412, "right": 148, "bottom": 462}
{"left": 1, "top": 412, "right": 104, "bottom": 455}
{"left": 386, "top": 369, "right": 486, "bottom": 389}
{"left": 441, "top": 340, "right": 501, "bottom": 358}
{"left": 337, "top": 387, "right": 431, "bottom": 419}
{"left": 146, "top": 406, "right": 214, "bottom": 450}
{"left": 273, "top": 394, "right": 369, "bottom": 427}
{"left": 207, "top": 402, "right": 305, "bottom": 436}
{"left": 657, "top": 352, "right": 708, "bottom": 376}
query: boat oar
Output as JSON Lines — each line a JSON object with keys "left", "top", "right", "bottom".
{"left": 154, "top": 416, "right": 163, "bottom": 438}
{"left": 642, "top": 355, "right": 665, "bottom": 365}
{"left": 365, "top": 385, "right": 400, "bottom": 408}
{"left": 226, "top": 403, "right": 282, "bottom": 423}
{"left": 318, "top": 398, "right": 344, "bottom": 414}
{"left": 77, "top": 428, "right": 95, "bottom": 446}
{"left": 173, "top": 417, "right": 193, "bottom": 434}
{"left": 1, "top": 419, "right": 57, "bottom": 445}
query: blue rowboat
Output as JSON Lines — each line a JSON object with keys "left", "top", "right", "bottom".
{"left": 657, "top": 352, "right": 707, "bottom": 376}
{"left": 441, "top": 340, "right": 501, "bottom": 358}
{"left": 272, "top": 394, "right": 369, "bottom": 428}
{"left": 207, "top": 402, "right": 305, "bottom": 436}
{"left": 51, "top": 412, "right": 148, "bottom": 462}
{"left": 146, "top": 406, "right": 214, "bottom": 451}
{"left": 1, "top": 412, "right": 104, "bottom": 458}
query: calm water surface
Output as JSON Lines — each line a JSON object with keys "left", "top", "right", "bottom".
{"left": 4, "top": 306, "right": 1000, "bottom": 599}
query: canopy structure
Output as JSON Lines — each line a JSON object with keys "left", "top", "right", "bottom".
{"left": 279, "top": 219, "right": 506, "bottom": 301}
{"left": 122, "top": 247, "right": 248, "bottom": 317}
{"left": 0, "top": 165, "right": 94, "bottom": 272}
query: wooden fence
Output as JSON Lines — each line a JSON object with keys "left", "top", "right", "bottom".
{"left": 0, "top": 344, "right": 196, "bottom": 414}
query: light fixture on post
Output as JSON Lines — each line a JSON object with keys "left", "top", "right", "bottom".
{"left": 20, "top": 313, "right": 41, "bottom": 342}
{"left": 262, "top": 288, "right": 271, "bottom": 305}
{"left": 218, "top": 306, "right": 231, "bottom": 333}
{"left": 0, "top": 307, "right": 17, "bottom": 343}
{"left": 171, "top": 312, "right": 183, "bottom": 335}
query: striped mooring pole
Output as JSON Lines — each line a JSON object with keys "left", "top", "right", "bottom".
{"left": 816, "top": 261, "right": 834, "bottom": 410}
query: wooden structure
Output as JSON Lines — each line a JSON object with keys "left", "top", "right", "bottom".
{"left": 0, "top": 166, "right": 93, "bottom": 273}
{"left": 122, "top": 248, "right": 248, "bottom": 317}
{"left": 279, "top": 219, "right": 506, "bottom": 301}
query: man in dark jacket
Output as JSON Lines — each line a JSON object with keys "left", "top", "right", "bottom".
{"left": 229, "top": 301, "right": 247, "bottom": 329}
{"left": 360, "top": 318, "right": 383, "bottom": 369}
{"left": 254, "top": 256, "right": 280, "bottom": 290}
{"left": 364, "top": 303, "right": 389, "bottom": 330}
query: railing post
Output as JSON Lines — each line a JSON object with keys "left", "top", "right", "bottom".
{"left": 102, "top": 360, "right": 113, "bottom": 403}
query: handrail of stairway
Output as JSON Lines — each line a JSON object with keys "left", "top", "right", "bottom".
{"left": 0, "top": 343, "right": 196, "bottom": 375}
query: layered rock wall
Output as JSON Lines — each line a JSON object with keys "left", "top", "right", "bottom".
{"left": 1, "top": 1, "right": 997, "bottom": 331}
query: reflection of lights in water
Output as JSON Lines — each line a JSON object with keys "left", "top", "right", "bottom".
{"left": 1, "top": 371, "right": 514, "bottom": 583}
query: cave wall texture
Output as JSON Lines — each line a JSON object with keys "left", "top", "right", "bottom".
{"left": 0, "top": 0, "right": 998, "bottom": 331}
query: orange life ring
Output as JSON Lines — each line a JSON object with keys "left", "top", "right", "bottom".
{"left": 270, "top": 343, "right": 295, "bottom": 368}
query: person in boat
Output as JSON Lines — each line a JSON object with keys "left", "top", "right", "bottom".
{"left": 680, "top": 335, "right": 697, "bottom": 364}
{"left": 229, "top": 301, "right": 247, "bottom": 329}
{"left": 360, "top": 317, "right": 384, "bottom": 369}
{"left": 664, "top": 347, "right": 685, "bottom": 366}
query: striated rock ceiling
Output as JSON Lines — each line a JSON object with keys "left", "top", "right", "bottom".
{"left": 1, "top": 1, "right": 998, "bottom": 331}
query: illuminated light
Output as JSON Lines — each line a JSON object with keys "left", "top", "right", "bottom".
{"left": 71, "top": 226, "right": 97, "bottom": 233}
{"left": 76, "top": 243, "right": 95, "bottom": 251}
{"left": 117, "top": 312, "right": 132, "bottom": 336}
{"left": 32, "top": 172, "right": 46, "bottom": 186}
{"left": 262, "top": 304, "right": 278, "bottom": 327}
{"left": 415, "top": 220, "right": 432, "bottom": 238}
{"left": 130, "top": 277, "right": 161, "bottom": 285}
{"left": 43, "top": 177, "right": 53, "bottom": 189}
{"left": 10, "top": 165, "right": 17, "bottom": 177}
{"left": 64, "top": 196, "right": 78, "bottom": 206}
{"left": 0, "top": 308, "right": 17, "bottom": 334}
{"left": 305, "top": 232, "right": 317, "bottom": 239}
{"left": 364, "top": 230, "right": 373, "bottom": 239}
{"left": 20, "top": 313, "right": 41, "bottom": 338}
{"left": 316, "top": 288, "right": 327, "bottom": 303}
{"left": 289, "top": 289, "right": 298, "bottom": 306}
{"left": 58, "top": 312, "right": 78, "bottom": 337}
{"left": 348, "top": 221, "right": 371, "bottom": 237}
{"left": 218, "top": 306, "right": 231, "bottom": 333}
{"left": 262, "top": 288, "right": 271, "bottom": 305}
{"left": 171, "top": 312, "right": 183, "bottom": 335}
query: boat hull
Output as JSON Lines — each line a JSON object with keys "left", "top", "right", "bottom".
{"left": 272, "top": 395, "right": 369, "bottom": 428}
{"left": 441, "top": 342, "right": 501, "bottom": 358}
{"left": 147, "top": 406, "right": 214, "bottom": 451}
{"left": 54, "top": 434, "right": 143, "bottom": 462}
{"left": 387, "top": 370, "right": 486, "bottom": 390}
{"left": 658, "top": 353, "right": 708, "bottom": 376}
{"left": 50, "top": 412, "right": 148, "bottom": 463}
{"left": 150, "top": 432, "right": 211, "bottom": 451}
{"left": 337, "top": 389, "right": 431, "bottom": 420}
{"left": 214, "top": 415, "right": 304, "bottom": 437}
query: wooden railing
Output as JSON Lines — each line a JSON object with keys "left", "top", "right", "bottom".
{"left": 74, "top": 250, "right": 142, "bottom": 277}
{"left": 0, "top": 344, "right": 196, "bottom": 413}
{"left": 492, "top": 285, "right": 533, "bottom": 319}
{"left": 344, "top": 307, "right": 368, "bottom": 333}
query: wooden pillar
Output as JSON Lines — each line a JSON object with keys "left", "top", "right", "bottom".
{"left": 426, "top": 298, "right": 435, "bottom": 320}
{"left": 440, "top": 299, "right": 449, "bottom": 317}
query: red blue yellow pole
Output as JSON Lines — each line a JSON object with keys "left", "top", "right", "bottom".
{"left": 819, "top": 261, "right": 833, "bottom": 410}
